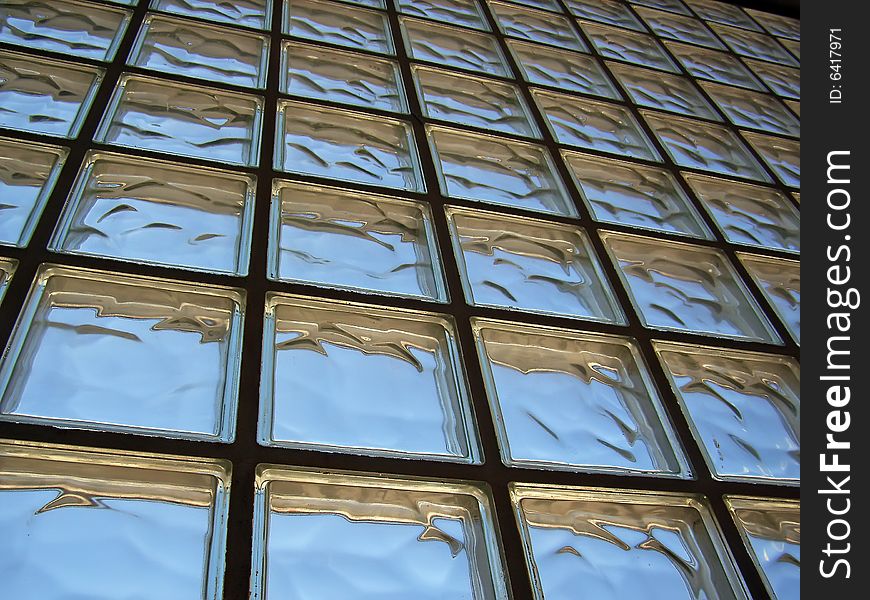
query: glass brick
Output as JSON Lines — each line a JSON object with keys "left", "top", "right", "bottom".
{"left": 0, "top": 49, "right": 103, "bottom": 138}
{"left": 0, "top": 257, "right": 15, "bottom": 304}
{"left": 511, "top": 484, "right": 750, "bottom": 600}
{"left": 95, "top": 74, "right": 263, "bottom": 166}
{"left": 151, "top": 0, "right": 272, "bottom": 29}
{"left": 340, "top": 0, "right": 386, "bottom": 7}
{"left": 579, "top": 21, "right": 679, "bottom": 73}
{"left": 564, "top": 0, "right": 644, "bottom": 31}
{"left": 0, "top": 440, "right": 231, "bottom": 600}
{"left": 283, "top": 0, "right": 393, "bottom": 54}
{"left": 699, "top": 81, "right": 799, "bottom": 136}
{"left": 601, "top": 231, "right": 781, "bottom": 342}
{"left": 725, "top": 496, "right": 800, "bottom": 600}
{"left": 0, "top": 0, "right": 131, "bottom": 61}
{"left": 0, "top": 265, "right": 244, "bottom": 442}
{"left": 0, "top": 137, "right": 67, "bottom": 248}
{"left": 413, "top": 65, "right": 539, "bottom": 137}
{"left": 397, "top": 0, "right": 489, "bottom": 31}
{"left": 428, "top": 125, "right": 575, "bottom": 216}
{"left": 742, "top": 131, "right": 800, "bottom": 188}
{"left": 779, "top": 37, "right": 799, "bottom": 61}
{"left": 473, "top": 318, "right": 690, "bottom": 476}
{"left": 608, "top": 61, "right": 720, "bottom": 120}
{"left": 785, "top": 99, "right": 799, "bottom": 116}
{"left": 654, "top": 341, "right": 799, "bottom": 484}
{"left": 563, "top": 150, "right": 712, "bottom": 238}
{"left": 710, "top": 23, "right": 797, "bottom": 67}
{"left": 489, "top": 1, "right": 587, "bottom": 51}
{"left": 269, "top": 180, "right": 447, "bottom": 301}
{"left": 684, "top": 0, "right": 761, "bottom": 31}
{"left": 744, "top": 58, "right": 800, "bottom": 99}
{"left": 128, "top": 13, "right": 270, "bottom": 88}
{"left": 507, "top": 40, "right": 620, "bottom": 100}
{"left": 275, "top": 100, "right": 424, "bottom": 192}
{"left": 665, "top": 41, "right": 764, "bottom": 90}
{"left": 447, "top": 206, "right": 624, "bottom": 323}
{"left": 683, "top": 172, "right": 799, "bottom": 252}
{"left": 631, "top": 0, "right": 691, "bottom": 15}
{"left": 504, "top": 0, "right": 559, "bottom": 10}
{"left": 400, "top": 17, "right": 511, "bottom": 77}
{"left": 260, "top": 294, "right": 480, "bottom": 463}
{"left": 633, "top": 6, "right": 725, "bottom": 49}
{"left": 738, "top": 252, "right": 800, "bottom": 344}
{"left": 50, "top": 151, "right": 256, "bottom": 275}
{"left": 744, "top": 8, "right": 799, "bottom": 40}
{"left": 251, "top": 466, "right": 508, "bottom": 599}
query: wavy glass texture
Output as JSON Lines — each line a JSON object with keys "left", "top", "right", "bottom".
{"left": 0, "top": 0, "right": 130, "bottom": 61}
{"left": 397, "top": 0, "right": 488, "bottom": 31}
{"left": 0, "top": 441, "right": 230, "bottom": 600}
{"left": 511, "top": 485, "right": 750, "bottom": 600}
{"left": 283, "top": 0, "right": 392, "bottom": 54}
{"left": 745, "top": 59, "right": 800, "bottom": 99}
{"left": 507, "top": 40, "right": 620, "bottom": 100}
{"left": 533, "top": 90, "right": 660, "bottom": 161}
{"left": 632, "top": 0, "right": 692, "bottom": 14}
{"left": 447, "top": 207, "right": 624, "bottom": 323}
{"left": 151, "top": 0, "right": 271, "bottom": 29}
{"left": 0, "top": 138, "right": 67, "bottom": 248}
{"left": 0, "top": 266, "right": 244, "bottom": 442}
{"left": 428, "top": 125, "right": 574, "bottom": 216}
{"left": 699, "top": 81, "right": 799, "bottom": 136}
{"left": 683, "top": 173, "right": 799, "bottom": 253}
{"left": 0, "top": 49, "right": 102, "bottom": 138}
{"left": 50, "top": 152, "right": 256, "bottom": 275}
{"left": 400, "top": 17, "right": 510, "bottom": 77}
{"left": 608, "top": 62, "right": 719, "bottom": 120}
{"left": 684, "top": 0, "right": 761, "bottom": 31}
{"left": 506, "top": 0, "right": 559, "bottom": 10}
{"left": 710, "top": 23, "right": 797, "bottom": 67}
{"left": 473, "top": 319, "right": 690, "bottom": 477}
{"left": 725, "top": 497, "right": 800, "bottom": 600}
{"left": 0, "top": 258, "right": 15, "bottom": 304}
{"left": 744, "top": 8, "right": 799, "bottom": 40}
{"left": 633, "top": 7, "right": 724, "bottom": 49}
{"left": 742, "top": 131, "right": 800, "bottom": 188}
{"left": 654, "top": 342, "right": 800, "bottom": 484}
{"left": 665, "top": 41, "right": 763, "bottom": 90}
{"left": 642, "top": 111, "right": 771, "bottom": 182}
{"left": 580, "top": 21, "right": 678, "bottom": 73}
{"left": 779, "top": 37, "right": 799, "bottom": 61}
{"left": 738, "top": 253, "right": 800, "bottom": 344}
{"left": 269, "top": 180, "right": 447, "bottom": 301}
{"left": 252, "top": 467, "right": 508, "bottom": 600}
{"left": 488, "top": 1, "right": 586, "bottom": 51}
{"left": 281, "top": 40, "right": 406, "bottom": 113}
{"left": 413, "top": 65, "right": 538, "bottom": 137}
{"left": 601, "top": 231, "right": 781, "bottom": 342}
{"left": 784, "top": 99, "right": 799, "bottom": 116}
{"left": 128, "top": 14, "right": 269, "bottom": 88}
{"left": 275, "top": 100, "right": 423, "bottom": 191}
{"left": 564, "top": 0, "right": 644, "bottom": 30}
{"left": 563, "top": 151, "right": 711, "bottom": 238}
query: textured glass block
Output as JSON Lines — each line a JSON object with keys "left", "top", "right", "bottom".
{"left": 0, "top": 0, "right": 130, "bottom": 61}
{"left": 397, "top": 0, "right": 488, "bottom": 31}
{"left": 252, "top": 466, "right": 508, "bottom": 600}
{"left": 710, "top": 23, "right": 797, "bottom": 67}
{"left": 413, "top": 65, "right": 538, "bottom": 137}
{"left": 699, "top": 81, "right": 799, "bottom": 136}
{"left": 779, "top": 37, "right": 799, "bottom": 61}
{"left": 785, "top": 99, "right": 799, "bottom": 116}
{"left": 505, "top": 0, "right": 559, "bottom": 10}
{"left": 447, "top": 206, "right": 624, "bottom": 323}
{"left": 400, "top": 17, "right": 510, "bottom": 77}
{"left": 564, "top": 0, "right": 644, "bottom": 31}
{"left": 281, "top": 41, "right": 406, "bottom": 113}
{"left": 269, "top": 180, "right": 447, "bottom": 301}
{"left": 0, "top": 440, "right": 230, "bottom": 600}
{"left": 0, "top": 138, "right": 67, "bottom": 248}
{"left": 261, "top": 294, "right": 480, "bottom": 463}
{"left": 601, "top": 231, "right": 781, "bottom": 342}
{"left": 665, "top": 41, "right": 763, "bottom": 90}
{"left": 642, "top": 110, "right": 771, "bottom": 182}
{"left": 744, "top": 8, "right": 799, "bottom": 40}
{"left": 283, "top": 0, "right": 392, "bottom": 54}
{"left": 511, "top": 484, "right": 750, "bottom": 600}
{"left": 50, "top": 151, "right": 256, "bottom": 275}
{"left": 683, "top": 173, "right": 799, "bottom": 253}
{"left": 507, "top": 40, "right": 620, "bottom": 99}
{"left": 275, "top": 100, "right": 423, "bottom": 191}
{"left": 608, "top": 62, "right": 719, "bottom": 120}
{"left": 340, "top": 0, "right": 386, "bottom": 7}
{"left": 580, "top": 21, "right": 678, "bottom": 73}
{"left": 742, "top": 131, "right": 800, "bottom": 188}
{"left": 684, "top": 0, "right": 760, "bottom": 31}
{"left": 96, "top": 74, "right": 262, "bottom": 166}
{"left": 129, "top": 13, "right": 269, "bottom": 88}
{"left": 745, "top": 58, "right": 800, "bottom": 99}
{"left": 563, "top": 151, "right": 711, "bottom": 238}
{"left": 632, "top": 0, "right": 691, "bottom": 14}
{"left": 633, "top": 6, "right": 724, "bottom": 48}
{"left": 738, "top": 252, "right": 800, "bottom": 344}
{"left": 489, "top": 1, "right": 586, "bottom": 51}
{"left": 0, "top": 49, "right": 102, "bottom": 138}
{"left": 151, "top": 0, "right": 271, "bottom": 29}
{"left": 0, "top": 257, "right": 15, "bottom": 304}
{"left": 428, "top": 125, "right": 574, "bottom": 216}
{"left": 473, "top": 318, "right": 690, "bottom": 476}
{"left": 654, "top": 342, "right": 799, "bottom": 483}
{"left": 725, "top": 496, "right": 800, "bottom": 600}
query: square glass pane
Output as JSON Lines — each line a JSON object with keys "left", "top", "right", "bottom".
{"left": 511, "top": 484, "right": 750, "bottom": 600}
{"left": 738, "top": 252, "right": 800, "bottom": 344}
{"left": 507, "top": 40, "right": 620, "bottom": 100}
{"left": 744, "top": 58, "right": 799, "bottom": 99}
{"left": 95, "top": 74, "right": 263, "bottom": 166}
{"left": 261, "top": 294, "right": 480, "bottom": 463}
{"left": 151, "top": 0, "right": 272, "bottom": 29}
{"left": 0, "top": 440, "right": 230, "bottom": 600}
{"left": 564, "top": 0, "right": 644, "bottom": 30}
{"left": 400, "top": 17, "right": 511, "bottom": 77}
{"left": 632, "top": 0, "right": 691, "bottom": 14}
{"left": 0, "top": 137, "right": 67, "bottom": 248}
{"left": 128, "top": 13, "right": 270, "bottom": 88}
{"left": 0, "top": 257, "right": 15, "bottom": 304}
{"left": 275, "top": 100, "right": 423, "bottom": 192}
{"left": 601, "top": 231, "right": 781, "bottom": 342}
{"left": 742, "top": 131, "right": 800, "bottom": 188}
{"left": 0, "top": 49, "right": 102, "bottom": 138}
{"left": 699, "top": 81, "right": 799, "bottom": 136}
{"left": 412, "top": 65, "right": 539, "bottom": 137}
{"left": 710, "top": 23, "right": 797, "bottom": 67}
{"left": 684, "top": 0, "right": 761, "bottom": 31}
{"left": 447, "top": 206, "right": 624, "bottom": 323}
{"left": 0, "top": 265, "right": 244, "bottom": 442}
{"left": 473, "top": 318, "right": 690, "bottom": 477}
{"left": 252, "top": 466, "right": 508, "bottom": 599}
{"left": 608, "top": 62, "right": 720, "bottom": 120}
{"left": 397, "top": 0, "right": 488, "bottom": 31}
{"left": 283, "top": 0, "right": 393, "bottom": 55}
{"left": 744, "top": 8, "right": 799, "bottom": 40}
{"left": 563, "top": 150, "right": 712, "bottom": 238}
{"left": 489, "top": 1, "right": 587, "bottom": 51}
{"left": 654, "top": 341, "right": 799, "bottom": 484}
{"left": 280, "top": 40, "right": 407, "bottom": 113}
{"left": 50, "top": 151, "right": 256, "bottom": 275}
{"left": 665, "top": 41, "right": 764, "bottom": 90}
{"left": 533, "top": 90, "right": 661, "bottom": 161}
{"left": 0, "top": 0, "right": 131, "bottom": 61}
{"left": 633, "top": 6, "right": 724, "bottom": 49}
{"left": 579, "top": 21, "right": 679, "bottom": 73}
{"left": 269, "top": 180, "right": 447, "bottom": 301}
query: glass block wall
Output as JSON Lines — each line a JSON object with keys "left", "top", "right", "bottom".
{"left": 0, "top": 0, "right": 799, "bottom": 598}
